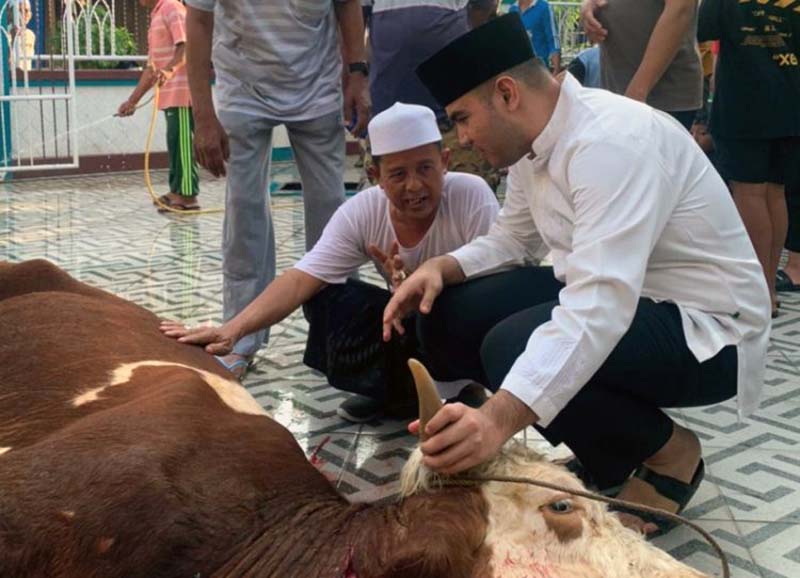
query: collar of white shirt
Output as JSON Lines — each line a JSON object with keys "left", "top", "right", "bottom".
{"left": 529, "top": 73, "right": 580, "bottom": 168}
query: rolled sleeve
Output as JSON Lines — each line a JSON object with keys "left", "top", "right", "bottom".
{"left": 166, "top": 7, "right": 187, "bottom": 44}
{"left": 449, "top": 163, "right": 546, "bottom": 278}
{"left": 500, "top": 141, "right": 676, "bottom": 427}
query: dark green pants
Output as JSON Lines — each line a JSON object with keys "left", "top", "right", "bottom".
{"left": 165, "top": 107, "right": 199, "bottom": 197}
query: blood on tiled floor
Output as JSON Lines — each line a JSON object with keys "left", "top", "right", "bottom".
{"left": 2, "top": 163, "right": 799, "bottom": 577}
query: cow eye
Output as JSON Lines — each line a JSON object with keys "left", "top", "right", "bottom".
{"left": 548, "top": 500, "right": 573, "bottom": 514}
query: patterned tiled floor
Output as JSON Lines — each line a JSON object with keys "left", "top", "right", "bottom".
{"left": 2, "top": 165, "right": 800, "bottom": 577}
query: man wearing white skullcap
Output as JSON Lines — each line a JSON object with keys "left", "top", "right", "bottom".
{"left": 161, "top": 102, "right": 499, "bottom": 422}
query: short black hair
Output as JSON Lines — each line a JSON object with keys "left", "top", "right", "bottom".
{"left": 480, "top": 57, "right": 550, "bottom": 100}
{"left": 372, "top": 141, "right": 443, "bottom": 166}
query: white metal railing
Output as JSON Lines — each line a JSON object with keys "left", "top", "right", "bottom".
{"left": 36, "top": 0, "right": 147, "bottom": 68}
{"left": 1, "top": 0, "right": 79, "bottom": 172}
{"left": 550, "top": 1, "right": 589, "bottom": 60}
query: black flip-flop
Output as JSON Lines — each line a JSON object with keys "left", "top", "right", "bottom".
{"left": 612, "top": 459, "right": 705, "bottom": 539}
{"left": 776, "top": 269, "right": 800, "bottom": 292}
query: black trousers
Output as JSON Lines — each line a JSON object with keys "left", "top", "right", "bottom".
{"left": 303, "top": 279, "right": 419, "bottom": 408}
{"left": 417, "top": 267, "right": 738, "bottom": 489}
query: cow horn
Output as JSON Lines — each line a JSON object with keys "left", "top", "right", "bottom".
{"left": 407, "top": 359, "right": 443, "bottom": 442}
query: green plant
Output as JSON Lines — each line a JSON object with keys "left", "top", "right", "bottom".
{"left": 48, "top": 6, "right": 139, "bottom": 69}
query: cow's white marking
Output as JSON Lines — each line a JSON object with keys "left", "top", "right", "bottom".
{"left": 0, "top": 447, "right": 11, "bottom": 456}
{"left": 71, "top": 361, "right": 269, "bottom": 416}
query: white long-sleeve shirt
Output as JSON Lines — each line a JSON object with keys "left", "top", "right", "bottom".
{"left": 450, "top": 74, "right": 771, "bottom": 428}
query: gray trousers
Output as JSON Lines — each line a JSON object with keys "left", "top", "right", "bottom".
{"left": 218, "top": 108, "right": 346, "bottom": 357}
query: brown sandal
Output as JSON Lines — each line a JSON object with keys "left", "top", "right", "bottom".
{"left": 156, "top": 196, "right": 201, "bottom": 213}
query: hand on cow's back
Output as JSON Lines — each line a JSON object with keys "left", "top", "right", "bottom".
{"left": 159, "top": 320, "right": 236, "bottom": 355}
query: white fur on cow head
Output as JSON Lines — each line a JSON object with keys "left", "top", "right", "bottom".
{"left": 399, "top": 443, "right": 710, "bottom": 578}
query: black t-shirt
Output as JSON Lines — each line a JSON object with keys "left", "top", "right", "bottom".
{"left": 698, "top": 0, "right": 800, "bottom": 139}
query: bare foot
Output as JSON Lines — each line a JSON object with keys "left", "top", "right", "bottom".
{"left": 615, "top": 424, "right": 702, "bottom": 535}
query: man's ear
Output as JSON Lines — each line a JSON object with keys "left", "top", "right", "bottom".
{"left": 368, "top": 162, "right": 380, "bottom": 184}
{"left": 494, "top": 75, "right": 520, "bottom": 112}
{"left": 441, "top": 148, "right": 451, "bottom": 173}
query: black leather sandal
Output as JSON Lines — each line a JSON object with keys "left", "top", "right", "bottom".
{"left": 611, "top": 459, "right": 705, "bottom": 539}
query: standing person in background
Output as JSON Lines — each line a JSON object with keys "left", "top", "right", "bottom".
{"left": 9, "top": 0, "right": 36, "bottom": 72}
{"left": 566, "top": 45, "right": 601, "bottom": 88}
{"left": 118, "top": 0, "right": 200, "bottom": 212}
{"left": 690, "top": 40, "right": 717, "bottom": 161}
{"left": 699, "top": 0, "right": 800, "bottom": 317}
{"left": 509, "top": 0, "right": 562, "bottom": 72}
{"left": 581, "top": 0, "right": 702, "bottom": 130}
{"left": 184, "top": 0, "right": 370, "bottom": 379}
{"left": 367, "top": 0, "right": 501, "bottom": 191}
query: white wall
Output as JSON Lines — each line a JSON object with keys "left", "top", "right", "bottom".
{"left": 9, "top": 82, "right": 292, "bottom": 161}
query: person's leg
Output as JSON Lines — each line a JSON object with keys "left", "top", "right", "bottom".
{"left": 717, "top": 137, "right": 776, "bottom": 309}
{"left": 778, "top": 139, "right": 800, "bottom": 287}
{"left": 416, "top": 266, "right": 565, "bottom": 385}
{"left": 731, "top": 181, "right": 775, "bottom": 310}
{"left": 217, "top": 109, "right": 276, "bottom": 362}
{"left": 163, "top": 107, "right": 198, "bottom": 208}
{"left": 303, "top": 279, "right": 419, "bottom": 421}
{"left": 185, "top": 107, "right": 200, "bottom": 198}
{"left": 766, "top": 182, "right": 788, "bottom": 306}
{"left": 480, "top": 299, "right": 736, "bottom": 491}
{"left": 165, "top": 108, "right": 180, "bottom": 198}
{"left": 783, "top": 180, "right": 800, "bottom": 284}
{"left": 285, "top": 110, "right": 346, "bottom": 251}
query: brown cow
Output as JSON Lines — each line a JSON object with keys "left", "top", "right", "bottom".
{"left": 0, "top": 259, "right": 710, "bottom": 578}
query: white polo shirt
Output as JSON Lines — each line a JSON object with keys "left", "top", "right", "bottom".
{"left": 450, "top": 74, "right": 771, "bottom": 427}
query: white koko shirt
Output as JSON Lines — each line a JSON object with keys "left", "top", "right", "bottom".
{"left": 450, "top": 74, "right": 771, "bottom": 428}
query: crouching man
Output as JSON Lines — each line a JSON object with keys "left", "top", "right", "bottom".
{"left": 161, "top": 102, "right": 499, "bottom": 422}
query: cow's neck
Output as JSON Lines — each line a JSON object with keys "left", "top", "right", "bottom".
{"left": 217, "top": 485, "right": 489, "bottom": 578}
{"left": 348, "top": 486, "right": 492, "bottom": 578}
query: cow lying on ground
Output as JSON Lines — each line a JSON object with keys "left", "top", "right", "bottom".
{"left": 0, "top": 259, "right": 710, "bottom": 578}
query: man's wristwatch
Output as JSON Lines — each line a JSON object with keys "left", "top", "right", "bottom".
{"left": 348, "top": 61, "right": 369, "bottom": 77}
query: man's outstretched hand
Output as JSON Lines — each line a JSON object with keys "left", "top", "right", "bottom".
{"left": 381, "top": 258, "right": 446, "bottom": 341}
{"left": 160, "top": 320, "right": 238, "bottom": 356}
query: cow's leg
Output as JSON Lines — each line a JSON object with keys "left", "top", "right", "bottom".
{"left": 0, "top": 259, "right": 86, "bottom": 301}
